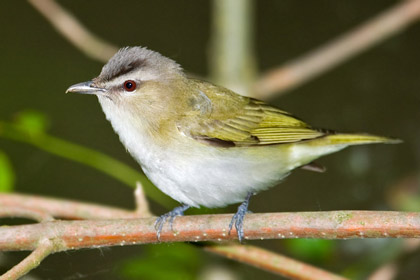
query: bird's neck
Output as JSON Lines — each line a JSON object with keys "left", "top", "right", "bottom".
{"left": 97, "top": 95, "right": 172, "bottom": 166}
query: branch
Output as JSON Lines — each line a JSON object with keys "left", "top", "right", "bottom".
{"left": 134, "top": 182, "right": 152, "bottom": 217}
{"left": 205, "top": 244, "right": 347, "bottom": 280}
{"left": 1, "top": 238, "right": 55, "bottom": 280}
{"left": 27, "top": 0, "right": 118, "bottom": 62}
{"left": 0, "top": 206, "right": 54, "bottom": 222}
{"left": 0, "top": 193, "right": 139, "bottom": 220}
{"left": 254, "top": 0, "right": 420, "bottom": 98}
{"left": 2, "top": 211, "right": 420, "bottom": 252}
{"left": 210, "top": 0, "right": 257, "bottom": 96}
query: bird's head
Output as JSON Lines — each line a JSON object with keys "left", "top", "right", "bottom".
{"left": 66, "top": 47, "right": 191, "bottom": 129}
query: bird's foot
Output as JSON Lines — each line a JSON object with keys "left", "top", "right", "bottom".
{"left": 229, "top": 192, "right": 253, "bottom": 243}
{"left": 154, "top": 205, "right": 190, "bottom": 241}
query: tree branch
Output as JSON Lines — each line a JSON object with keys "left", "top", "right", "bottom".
{"left": 254, "top": 0, "right": 420, "bottom": 98}
{"left": 210, "top": 0, "right": 257, "bottom": 96}
{"left": 1, "top": 211, "right": 420, "bottom": 252}
{"left": 0, "top": 193, "right": 139, "bottom": 220}
{"left": 27, "top": 0, "right": 118, "bottom": 62}
{"left": 0, "top": 206, "right": 54, "bottom": 222}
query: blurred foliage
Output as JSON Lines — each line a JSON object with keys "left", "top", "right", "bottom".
{"left": 118, "top": 243, "right": 202, "bottom": 280}
{"left": 284, "top": 239, "right": 335, "bottom": 263}
{"left": 386, "top": 174, "right": 420, "bottom": 212}
{"left": 14, "top": 110, "right": 50, "bottom": 136}
{"left": 341, "top": 239, "right": 404, "bottom": 280}
{"left": 393, "top": 193, "right": 420, "bottom": 212}
{"left": 0, "top": 151, "right": 14, "bottom": 192}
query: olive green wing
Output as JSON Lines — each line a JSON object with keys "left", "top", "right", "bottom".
{"left": 182, "top": 89, "right": 326, "bottom": 147}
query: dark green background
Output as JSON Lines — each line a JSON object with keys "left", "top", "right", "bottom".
{"left": 1, "top": 1, "right": 419, "bottom": 279}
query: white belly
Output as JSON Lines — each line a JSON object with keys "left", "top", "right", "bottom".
{"left": 141, "top": 143, "right": 290, "bottom": 208}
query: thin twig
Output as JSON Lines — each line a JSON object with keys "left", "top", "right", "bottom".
{"left": 0, "top": 193, "right": 138, "bottom": 220}
{"left": 205, "top": 244, "right": 348, "bottom": 280}
{"left": 368, "top": 263, "right": 398, "bottom": 280}
{"left": 134, "top": 182, "right": 152, "bottom": 217}
{"left": 254, "top": 0, "right": 420, "bottom": 98}
{"left": 0, "top": 206, "right": 54, "bottom": 222}
{"left": 27, "top": 0, "right": 118, "bottom": 62}
{"left": 1, "top": 238, "right": 55, "bottom": 280}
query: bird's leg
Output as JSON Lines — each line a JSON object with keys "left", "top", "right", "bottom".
{"left": 154, "top": 204, "right": 190, "bottom": 241}
{"left": 229, "top": 192, "right": 253, "bottom": 242}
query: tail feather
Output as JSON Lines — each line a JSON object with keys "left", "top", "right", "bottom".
{"left": 322, "top": 133, "right": 402, "bottom": 146}
{"left": 288, "top": 133, "right": 400, "bottom": 171}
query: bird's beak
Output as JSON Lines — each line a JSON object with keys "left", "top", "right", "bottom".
{"left": 66, "top": 81, "right": 106, "bottom": 95}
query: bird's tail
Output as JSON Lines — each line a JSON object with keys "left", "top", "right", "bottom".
{"left": 321, "top": 133, "right": 402, "bottom": 146}
{"left": 287, "top": 133, "right": 401, "bottom": 172}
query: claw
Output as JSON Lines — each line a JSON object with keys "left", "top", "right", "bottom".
{"left": 228, "top": 192, "right": 253, "bottom": 242}
{"left": 154, "top": 205, "right": 190, "bottom": 241}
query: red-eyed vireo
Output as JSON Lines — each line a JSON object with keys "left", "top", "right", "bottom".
{"left": 66, "top": 46, "right": 400, "bottom": 242}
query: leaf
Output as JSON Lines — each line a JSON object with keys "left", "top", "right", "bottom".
{"left": 14, "top": 110, "right": 50, "bottom": 135}
{"left": 285, "top": 239, "right": 335, "bottom": 262}
{"left": 0, "top": 151, "right": 15, "bottom": 192}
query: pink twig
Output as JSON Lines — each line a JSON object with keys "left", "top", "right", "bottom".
{"left": 27, "top": 0, "right": 118, "bottom": 62}
{"left": 1, "top": 238, "right": 55, "bottom": 280}
{"left": 206, "top": 244, "right": 348, "bottom": 280}
{"left": 0, "top": 193, "right": 140, "bottom": 220}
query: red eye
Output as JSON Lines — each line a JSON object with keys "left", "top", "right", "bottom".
{"left": 123, "top": 80, "right": 137, "bottom": 91}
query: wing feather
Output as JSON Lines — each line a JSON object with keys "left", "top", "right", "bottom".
{"left": 180, "top": 80, "right": 327, "bottom": 146}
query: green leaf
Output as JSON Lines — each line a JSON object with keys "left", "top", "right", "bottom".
{"left": 0, "top": 151, "right": 15, "bottom": 192}
{"left": 14, "top": 110, "right": 50, "bottom": 136}
{"left": 119, "top": 243, "right": 202, "bottom": 280}
{"left": 285, "top": 239, "right": 335, "bottom": 262}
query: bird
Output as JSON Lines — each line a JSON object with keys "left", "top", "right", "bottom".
{"left": 66, "top": 46, "right": 400, "bottom": 242}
